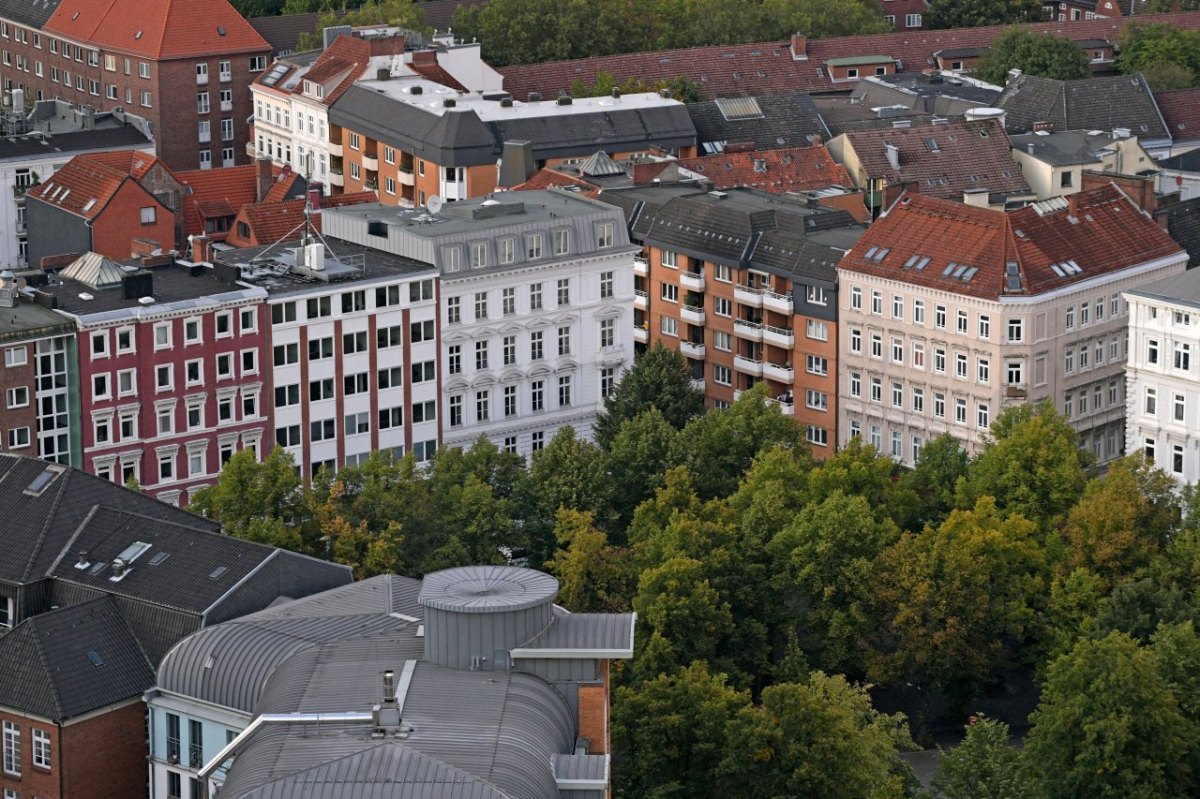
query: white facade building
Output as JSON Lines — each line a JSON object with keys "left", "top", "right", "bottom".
{"left": 1125, "top": 270, "right": 1200, "bottom": 484}
{"left": 320, "top": 191, "right": 638, "bottom": 457}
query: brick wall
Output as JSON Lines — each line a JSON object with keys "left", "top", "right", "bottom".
{"left": 577, "top": 659, "right": 611, "bottom": 755}
{"left": 0, "top": 342, "right": 37, "bottom": 455}
{"left": 0, "top": 708, "right": 60, "bottom": 799}
{"left": 60, "top": 701, "right": 148, "bottom": 799}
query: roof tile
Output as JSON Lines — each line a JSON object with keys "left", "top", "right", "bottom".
{"left": 675, "top": 145, "right": 853, "bottom": 194}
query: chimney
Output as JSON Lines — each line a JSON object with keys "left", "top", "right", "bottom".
{"left": 190, "top": 234, "right": 213, "bottom": 263}
{"left": 1007, "top": 68, "right": 1022, "bottom": 84}
{"left": 412, "top": 49, "right": 436, "bottom": 65}
{"left": 1032, "top": 121, "right": 1054, "bottom": 133}
{"left": 497, "top": 140, "right": 535, "bottom": 188}
{"left": 376, "top": 67, "right": 389, "bottom": 81}
{"left": 791, "top": 32, "right": 808, "bottom": 60}
{"left": 255, "top": 156, "right": 273, "bottom": 202}
{"left": 1068, "top": 193, "right": 1080, "bottom": 218}
{"left": 307, "top": 187, "right": 322, "bottom": 214}
{"left": 884, "top": 143, "right": 900, "bottom": 171}
{"left": 1112, "top": 127, "right": 1131, "bottom": 139}
{"left": 367, "top": 34, "right": 405, "bottom": 57}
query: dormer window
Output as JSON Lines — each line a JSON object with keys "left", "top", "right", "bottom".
{"left": 315, "top": 84, "right": 324, "bottom": 100}
{"left": 303, "top": 80, "right": 311, "bottom": 94}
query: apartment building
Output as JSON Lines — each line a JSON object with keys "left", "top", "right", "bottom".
{"left": 33, "top": 253, "right": 271, "bottom": 505}
{"left": 249, "top": 29, "right": 505, "bottom": 190}
{"left": 839, "top": 186, "right": 1187, "bottom": 466}
{"left": 599, "top": 185, "right": 865, "bottom": 455}
{"left": 214, "top": 232, "right": 440, "bottom": 476}
{"left": 319, "top": 191, "right": 637, "bottom": 456}
{"left": 148, "top": 565, "right": 633, "bottom": 799}
{"left": 327, "top": 77, "right": 694, "bottom": 207}
{"left": 1125, "top": 270, "right": 1200, "bottom": 484}
{"left": 0, "top": 270, "right": 78, "bottom": 465}
{"left": 0, "top": 0, "right": 270, "bottom": 171}
{"left": 1010, "top": 128, "right": 1156, "bottom": 199}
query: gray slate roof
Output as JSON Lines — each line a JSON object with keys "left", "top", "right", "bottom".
{"left": 0, "top": 597, "right": 154, "bottom": 720}
{"left": 1158, "top": 148, "right": 1200, "bottom": 173}
{"left": 329, "top": 85, "right": 696, "bottom": 167}
{"left": 1010, "top": 129, "right": 1123, "bottom": 166}
{"left": 996, "top": 73, "right": 1170, "bottom": 141}
{"left": 0, "top": 453, "right": 218, "bottom": 585}
{"left": 1164, "top": 196, "right": 1200, "bottom": 270}
{"left": 1125, "top": 265, "right": 1200, "bottom": 307}
{"left": 0, "top": 0, "right": 61, "bottom": 29}
{"left": 686, "top": 93, "right": 830, "bottom": 152}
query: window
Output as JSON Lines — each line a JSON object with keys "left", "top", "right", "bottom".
{"left": 92, "top": 374, "right": 110, "bottom": 401}
{"left": 1176, "top": 343, "right": 1191, "bottom": 372}
{"left": 912, "top": 387, "right": 924, "bottom": 413}
{"left": 530, "top": 283, "right": 543, "bottom": 310}
{"left": 1066, "top": 306, "right": 1075, "bottom": 329}
{"left": 155, "top": 364, "right": 173, "bottom": 391}
{"left": 310, "top": 418, "right": 336, "bottom": 442}
{"left": 531, "top": 330, "right": 544, "bottom": 360}
{"left": 806, "top": 320, "right": 828, "bottom": 341}
{"left": 308, "top": 337, "right": 334, "bottom": 360}
{"left": 274, "top": 343, "right": 299, "bottom": 366}
{"left": 977, "top": 358, "right": 989, "bottom": 384}
{"left": 449, "top": 394, "right": 464, "bottom": 427}
{"left": 475, "top": 341, "right": 489, "bottom": 370}
{"left": 1175, "top": 393, "right": 1186, "bottom": 423}
{"left": 1148, "top": 339, "right": 1159, "bottom": 365}
{"left": 306, "top": 296, "right": 332, "bottom": 319}
{"left": 906, "top": 13, "right": 922, "bottom": 26}
{"left": 500, "top": 238, "right": 516, "bottom": 264}
{"left": 526, "top": 234, "right": 543, "bottom": 259}
{"left": 558, "top": 375, "right": 573, "bottom": 406}
{"left": 557, "top": 278, "right": 571, "bottom": 307}
{"left": 850, "top": 372, "right": 861, "bottom": 397}
{"left": 601, "top": 367, "right": 617, "bottom": 398}
{"left": 955, "top": 398, "right": 967, "bottom": 424}
{"left": 934, "top": 348, "right": 946, "bottom": 373}
{"left": 475, "top": 390, "right": 490, "bottom": 422}
{"left": 3, "top": 345, "right": 26, "bottom": 368}
{"left": 935, "top": 305, "right": 946, "bottom": 330}
{"left": 871, "top": 377, "right": 882, "bottom": 402}
{"left": 1006, "top": 318, "right": 1023, "bottom": 343}
{"left": 503, "top": 385, "right": 517, "bottom": 417}
{"left": 977, "top": 403, "right": 990, "bottom": 430}
{"left": 31, "top": 729, "right": 50, "bottom": 768}
{"left": 714, "top": 331, "right": 731, "bottom": 352}
{"left": 345, "top": 412, "right": 370, "bottom": 436}
{"left": 871, "top": 290, "right": 882, "bottom": 315}
{"left": 934, "top": 392, "right": 946, "bottom": 419}
{"left": 956, "top": 310, "right": 968, "bottom": 334}
{"left": 600, "top": 318, "right": 615, "bottom": 348}
{"left": 891, "top": 382, "right": 903, "bottom": 408}
{"left": 1175, "top": 444, "right": 1185, "bottom": 475}
{"left": 530, "top": 379, "right": 549, "bottom": 414}
{"left": 555, "top": 229, "right": 570, "bottom": 255}
{"left": 891, "top": 338, "right": 904, "bottom": 364}
{"left": 596, "top": 222, "right": 614, "bottom": 248}
{"left": 411, "top": 361, "right": 436, "bottom": 383}
{"left": 409, "top": 280, "right": 434, "bottom": 302}
{"left": 661, "top": 316, "right": 679, "bottom": 337}
{"left": 166, "top": 714, "right": 180, "bottom": 763}
{"left": 806, "top": 354, "right": 828, "bottom": 375}
{"left": 474, "top": 291, "right": 488, "bottom": 320}
{"left": 273, "top": 302, "right": 297, "bottom": 325}
{"left": 558, "top": 326, "right": 572, "bottom": 356}
{"left": 870, "top": 333, "right": 882, "bottom": 358}
{"left": 978, "top": 315, "right": 990, "bottom": 340}
{"left": 713, "top": 364, "right": 732, "bottom": 386}
{"left": 807, "top": 285, "right": 827, "bottom": 306}
{"left": 1081, "top": 304, "right": 1090, "bottom": 326}
{"left": 1061, "top": 170, "right": 1073, "bottom": 188}
{"left": 850, "top": 286, "right": 862, "bottom": 310}
{"left": 309, "top": 378, "right": 334, "bottom": 401}
{"left": 1007, "top": 361, "right": 1024, "bottom": 385}
{"left": 892, "top": 295, "right": 903, "bottom": 319}
{"left": 249, "top": 56, "right": 266, "bottom": 71}
{"left": 808, "top": 425, "right": 829, "bottom": 446}
{"left": 600, "top": 271, "right": 614, "bottom": 299}
{"left": 409, "top": 320, "right": 435, "bottom": 343}
{"left": 379, "top": 406, "right": 403, "bottom": 430}
{"left": 7, "top": 427, "right": 29, "bottom": 449}
{"left": 446, "top": 344, "right": 462, "bottom": 376}
{"left": 4, "top": 720, "right": 21, "bottom": 776}
{"left": 955, "top": 353, "right": 968, "bottom": 379}
{"left": 1146, "top": 387, "right": 1158, "bottom": 416}
{"left": 714, "top": 297, "right": 731, "bottom": 317}
{"left": 447, "top": 296, "right": 461, "bottom": 324}
{"left": 344, "top": 372, "right": 369, "bottom": 395}
{"left": 913, "top": 299, "right": 925, "bottom": 324}
{"left": 850, "top": 328, "right": 863, "bottom": 354}
{"left": 341, "top": 290, "right": 366, "bottom": 314}
{"left": 378, "top": 367, "right": 403, "bottom": 389}
{"left": 188, "top": 720, "right": 203, "bottom": 769}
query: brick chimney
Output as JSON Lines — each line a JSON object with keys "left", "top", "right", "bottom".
{"left": 190, "top": 234, "right": 213, "bottom": 263}
{"left": 255, "top": 157, "right": 273, "bottom": 202}
{"left": 791, "top": 32, "right": 808, "bottom": 60}
{"left": 412, "top": 48, "right": 437, "bottom": 66}
{"left": 368, "top": 34, "right": 405, "bottom": 57}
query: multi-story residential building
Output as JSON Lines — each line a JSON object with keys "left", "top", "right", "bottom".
{"left": 147, "top": 564, "right": 634, "bottom": 799}
{"left": 1011, "top": 128, "right": 1156, "bottom": 199}
{"left": 839, "top": 186, "right": 1187, "bottom": 467}
{"left": 319, "top": 191, "right": 638, "bottom": 455}
{"left": 249, "top": 29, "right": 504, "bottom": 190}
{"left": 328, "top": 77, "right": 695, "bottom": 206}
{"left": 0, "top": 451, "right": 351, "bottom": 799}
{"left": 599, "top": 184, "right": 866, "bottom": 456}
{"left": 0, "top": 98, "right": 153, "bottom": 269}
{"left": 0, "top": 0, "right": 271, "bottom": 171}
{"left": 214, "top": 231, "right": 441, "bottom": 476}
{"left": 1124, "top": 270, "right": 1200, "bottom": 483}
{"left": 0, "top": 269, "right": 79, "bottom": 466}
{"left": 33, "top": 253, "right": 271, "bottom": 505}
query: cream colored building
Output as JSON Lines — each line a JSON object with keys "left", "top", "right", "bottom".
{"left": 838, "top": 187, "right": 1187, "bottom": 466}
{"left": 1010, "top": 129, "right": 1156, "bottom": 199}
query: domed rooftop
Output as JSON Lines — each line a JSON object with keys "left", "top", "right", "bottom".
{"left": 418, "top": 565, "right": 558, "bottom": 614}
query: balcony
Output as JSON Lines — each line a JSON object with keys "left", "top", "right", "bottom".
{"left": 362, "top": 153, "right": 379, "bottom": 172}
{"left": 328, "top": 142, "right": 344, "bottom": 157}
{"left": 680, "top": 340, "right": 706, "bottom": 359}
{"left": 734, "top": 355, "right": 764, "bottom": 376}
{"left": 768, "top": 397, "right": 795, "bottom": 416}
{"left": 762, "top": 288, "right": 792, "bottom": 314}
{"left": 634, "top": 256, "right": 649, "bottom": 276}
{"left": 763, "top": 361, "right": 794, "bottom": 382}
{"left": 634, "top": 326, "right": 649, "bottom": 344}
{"left": 196, "top": 72, "right": 208, "bottom": 85}
{"left": 681, "top": 304, "right": 706, "bottom": 325}
{"left": 735, "top": 284, "right": 763, "bottom": 307}
{"left": 1005, "top": 384, "right": 1028, "bottom": 399}
{"left": 399, "top": 169, "right": 415, "bottom": 186}
{"left": 691, "top": 378, "right": 706, "bottom": 391}
{"left": 328, "top": 169, "right": 344, "bottom": 188}
{"left": 634, "top": 289, "right": 648, "bottom": 310}
{"left": 245, "top": 141, "right": 257, "bottom": 157}
{"left": 733, "top": 319, "right": 762, "bottom": 342}
{"left": 219, "top": 70, "right": 233, "bottom": 83}
{"left": 680, "top": 270, "right": 705, "bottom": 292}
{"left": 15, "top": 220, "right": 25, "bottom": 235}
{"left": 762, "top": 324, "right": 795, "bottom": 348}
{"left": 199, "top": 131, "right": 211, "bottom": 143}
{"left": 220, "top": 99, "right": 233, "bottom": 112}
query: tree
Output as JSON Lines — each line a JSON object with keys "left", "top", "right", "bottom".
{"left": 758, "top": 0, "right": 892, "bottom": 41}
{"left": 976, "top": 28, "right": 1091, "bottom": 85}
{"left": 605, "top": 408, "right": 681, "bottom": 532}
{"left": 806, "top": 435, "right": 915, "bottom": 527}
{"left": 522, "top": 427, "right": 615, "bottom": 560}
{"left": 927, "top": 0, "right": 1043, "bottom": 29}
{"left": 1117, "top": 22, "right": 1200, "bottom": 88}
{"left": 189, "top": 448, "right": 312, "bottom": 551}
{"left": 769, "top": 491, "right": 899, "bottom": 677}
{"left": 933, "top": 715, "right": 1031, "bottom": 799}
{"left": 956, "top": 402, "right": 1090, "bottom": 530}
{"left": 1024, "top": 631, "right": 1198, "bottom": 799}
{"left": 296, "top": 0, "right": 428, "bottom": 52}
{"left": 899, "top": 433, "right": 969, "bottom": 530}
{"left": 719, "top": 673, "right": 916, "bottom": 799}
{"left": 1143, "top": 61, "right": 1198, "bottom": 92}
{"left": 612, "top": 663, "right": 748, "bottom": 799}
{"left": 671, "top": 383, "right": 807, "bottom": 500}
{"left": 872, "top": 498, "right": 1046, "bottom": 710}
{"left": 1043, "top": 568, "right": 1110, "bottom": 660}
{"left": 633, "top": 554, "right": 736, "bottom": 679}
{"left": 593, "top": 343, "right": 704, "bottom": 449}
{"left": 545, "top": 509, "right": 635, "bottom": 612}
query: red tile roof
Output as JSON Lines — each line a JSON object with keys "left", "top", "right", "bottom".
{"left": 1155, "top": 89, "right": 1200, "bottom": 143}
{"left": 512, "top": 168, "right": 601, "bottom": 196}
{"left": 226, "top": 190, "right": 377, "bottom": 246}
{"left": 838, "top": 119, "right": 1029, "bottom": 199}
{"left": 27, "top": 157, "right": 130, "bottom": 220}
{"left": 79, "top": 151, "right": 168, "bottom": 181}
{"left": 840, "top": 185, "right": 1185, "bottom": 300}
{"left": 674, "top": 145, "right": 853, "bottom": 193}
{"left": 498, "top": 11, "right": 1200, "bottom": 100}
{"left": 175, "top": 164, "right": 302, "bottom": 238}
{"left": 44, "top": 0, "right": 269, "bottom": 60}
{"left": 268, "top": 35, "right": 374, "bottom": 107}
{"left": 411, "top": 61, "right": 467, "bottom": 92}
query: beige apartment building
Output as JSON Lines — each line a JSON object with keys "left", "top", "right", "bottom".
{"left": 1010, "top": 129, "right": 1156, "bottom": 200}
{"left": 838, "top": 186, "right": 1187, "bottom": 466}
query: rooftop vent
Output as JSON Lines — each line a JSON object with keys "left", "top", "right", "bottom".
{"left": 557, "top": 95, "right": 572, "bottom": 105}
{"left": 86, "top": 650, "right": 103, "bottom": 667}
{"left": 443, "top": 98, "right": 456, "bottom": 108}
{"left": 74, "top": 551, "right": 90, "bottom": 570}
{"left": 500, "top": 97, "right": 513, "bottom": 107}
{"left": 410, "top": 85, "right": 423, "bottom": 95}
{"left": 528, "top": 91, "right": 542, "bottom": 102}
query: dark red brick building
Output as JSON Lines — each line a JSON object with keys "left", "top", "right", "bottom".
{"left": 0, "top": 0, "right": 271, "bottom": 172}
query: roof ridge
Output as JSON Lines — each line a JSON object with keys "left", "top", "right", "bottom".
{"left": 18, "top": 465, "right": 79, "bottom": 582}
{"left": 26, "top": 611, "right": 67, "bottom": 719}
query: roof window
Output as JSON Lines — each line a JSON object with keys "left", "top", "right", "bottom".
{"left": 24, "top": 464, "right": 65, "bottom": 496}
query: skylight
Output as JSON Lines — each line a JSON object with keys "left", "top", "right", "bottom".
{"left": 116, "top": 541, "right": 152, "bottom": 564}
{"left": 209, "top": 566, "right": 228, "bottom": 580}
{"left": 86, "top": 650, "right": 103, "bottom": 667}
{"left": 24, "top": 464, "right": 65, "bottom": 497}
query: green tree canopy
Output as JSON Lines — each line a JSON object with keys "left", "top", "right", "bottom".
{"left": 976, "top": 28, "right": 1092, "bottom": 85}
{"left": 605, "top": 408, "right": 681, "bottom": 531}
{"left": 933, "top": 715, "right": 1030, "bottom": 799}
{"left": 899, "top": 433, "right": 969, "bottom": 530}
{"left": 295, "top": 0, "right": 428, "bottom": 51}
{"left": 593, "top": 343, "right": 704, "bottom": 449}
{"left": 189, "top": 448, "right": 311, "bottom": 551}
{"left": 1024, "top": 631, "right": 1198, "bottom": 799}
{"left": 926, "top": 0, "right": 1043, "bottom": 30}
{"left": 545, "top": 508, "right": 635, "bottom": 612}
{"left": 1117, "top": 22, "right": 1200, "bottom": 89}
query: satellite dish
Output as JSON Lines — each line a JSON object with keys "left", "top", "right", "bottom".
{"left": 427, "top": 195, "right": 444, "bottom": 215}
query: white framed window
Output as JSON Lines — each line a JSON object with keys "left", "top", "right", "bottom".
{"left": 32, "top": 728, "right": 49, "bottom": 769}
{"left": 713, "top": 364, "right": 731, "bottom": 386}
{"left": 1007, "top": 318, "right": 1024, "bottom": 343}
{"left": 4, "top": 346, "right": 27, "bottom": 367}
{"left": 661, "top": 316, "right": 679, "bottom": 337}
{"left": 850, "top": 286, "right": 862, "bottom": 310}
{"left": 2, "top": 720, "right": 19, "bottom": 775}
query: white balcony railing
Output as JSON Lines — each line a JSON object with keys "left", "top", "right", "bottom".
{"left": 680, "top": 340, "right": 706, "bottom": 359}
{"left": 681, "top": 304, "right": 706, "bottom": 325}
{"left": 734, "top": 355, "right": 764, "bottom": 376}
{"left": 734, "top": 319, "right": 763, "bottom": 341}
{"left": 762, "top": 325, "right": 795, "bottom": 348}
{"left": 634, "top": 256, "right": 648, "bottom": 276}
{"left": 763, "top": 362, "right": 794, "bottom": 382}
{"left": 680, "top": 271, "right": 705, "bottom": 292}
{"left": 634, "top": 290, "right": 648, "bottom": 310}
{"left": 762, "top": 288, "right": 791, "bottom": 313}
{"left": 734, "top": 284, "right": 763, "bottom": 307}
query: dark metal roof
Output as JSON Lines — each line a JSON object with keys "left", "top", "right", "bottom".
{"left": 1158, "top": 148, "right": 1200, "bottom": 173}
{"left": 0, "top": 0, "right": 62, "bottom": 29}
{"left": 1011, "top": 129, "right": 1122, "bottom": 166}
{"left": 0, "top": 597, "right": 154, "bottom": 721}
{"left": 0, "top": 453, "right": 219, "bottom": 585}
{"left": 514, "top": 610, "right": 634, "bottom": 656}
{"left": 1164, "top": 196, "right": 1200, "bottom": 269}
{"left": 418, "top": 565, "right": 558, "bottom": 613}
{"left": 554, "top": 753, "right": 609, "bottom": 782}
{"left": 0, "top": 125, "right": 151, "bottom": 164}
{"left": 996, "top": 73, "right": 1170, "bottom": 140}
{"left": 686, "top": 92, "right": 830, "bottom": 151}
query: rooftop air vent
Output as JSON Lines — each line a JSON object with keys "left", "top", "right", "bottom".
{"left": 410, "top": 85, "right": 423, "bottom": 95}
{"left": 500, "top": 97, "right": 513, "bottom": 107}
{"left": 443, "top": 98, "right": 456, "bottom": 108}
{"left": 557, "top": 95, "right": 572, "bottom": 105}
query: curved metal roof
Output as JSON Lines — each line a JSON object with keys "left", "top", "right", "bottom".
{"left": 418, "top": 565, "right": 558, "bottom": 614}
